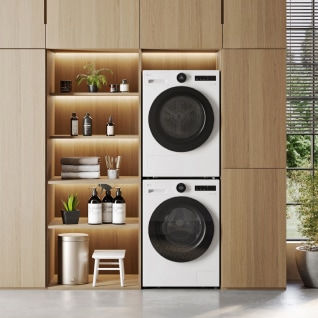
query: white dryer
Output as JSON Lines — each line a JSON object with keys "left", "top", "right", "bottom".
{"left": 142, "top": 179, "right": 220, "bottom": 287}
{"left": 142, "top": 70, "right": 220, "bottom": 178}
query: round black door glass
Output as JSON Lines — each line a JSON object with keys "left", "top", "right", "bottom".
{"left": 148, "top": 197, "right": 214, "bottom": 262}
{"left": 148, "top": 86, "right": 214, "bottom": 152}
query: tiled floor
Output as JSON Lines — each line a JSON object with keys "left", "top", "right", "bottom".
{"left": 1, "top": 282, "right": 318, "bottom": 317}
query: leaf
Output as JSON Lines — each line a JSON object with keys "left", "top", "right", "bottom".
{"left": 67, "top": 194, "right": 73, "bottom": 211}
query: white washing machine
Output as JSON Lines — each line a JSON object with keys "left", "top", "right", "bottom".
{"left": 142, "top": 70, "right": 220, "bottom": 178}
{"left": 142, "top": 179, "right": 220, "bottom": 287}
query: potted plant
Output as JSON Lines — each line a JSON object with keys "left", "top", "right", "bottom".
{"left": 61, "top": 193, "right": 80, "bottom": 224}
{"left": 76, "top": 61, "right": 113, "bottom": 92}
{"left": 295, "top": 172, "right": 318, "bottom": 287}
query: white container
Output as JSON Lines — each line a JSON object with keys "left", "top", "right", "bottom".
{"left": 120, "top": 79, "right": 129, "bottom": 92}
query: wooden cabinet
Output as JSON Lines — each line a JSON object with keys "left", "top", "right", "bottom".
{"left": 0, "top": 50, "right": 45, "bottom": 287}
{"left": 221, "top": 169, "right": 286, "bottom": 289}
{"left": 46, "top": 51, "right": 140, "bottom": 288}
{"left": 220, "top": 49, "right": 286, "bottom": 169}
{"left": 46, "top": 0, "right": 139, "bottom": 49}
{"left": 140, "top": 0, "right": 222, "bottom": 49}
{"left": 223, "top": 0, "right": 286, "bottom": 48}
{"left": 0, "top": 0, "right": 45, "bottom": 48}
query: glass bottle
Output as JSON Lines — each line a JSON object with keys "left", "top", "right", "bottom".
{"left": 106, "top": 115, "right": 115, "bottom": 136}
{"left": 112, "top": 187, "right": 126, "bottom": 224}
{"left": 83, "top": 112, "right": 92, "bottom": 136}
{"left": 70, "top": 112, "right": 78, "bottom": 136}
{"left": 88, "top": 188, "right": 102, "bottom": 224}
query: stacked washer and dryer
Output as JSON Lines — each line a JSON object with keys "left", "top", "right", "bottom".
{"left": 142, "top": 70, "right": 220, "bottom": 287}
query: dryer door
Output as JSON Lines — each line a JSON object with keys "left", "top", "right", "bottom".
{"left": 148, "top": 86, "right": 214, "bottom": 152}
{"left": 148, "top": 196, "right": 214, "bottom": 262}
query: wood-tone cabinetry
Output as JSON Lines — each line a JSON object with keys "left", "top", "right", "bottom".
{"left": 223, "top": 0, "right": 286, "bottom": 48}
{"left": 0, "top": 0, "right": 45, "bottom": 48}
{"left": 0, "top": 50, "right": 46, "bottom": 287}
{"left": 46, "top": 0, "right": 139, "bottom": 49}
{"left": 140, "top": 0, "right": 222, "bottom": 50}
{"left": 221, "top": 169, "right": 286, "bottom": 289}
{"left": 221, "top": 49, "right": 286, "bottom": 169}
{"left": 46, "top": 51, "right": 140, "bottom": 288}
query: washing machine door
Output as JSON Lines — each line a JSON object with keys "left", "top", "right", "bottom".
{"left": 148, "top": 86, "right": 214, "bottom": 152}
{"left": 148, "top": 196, "right": 214, "bottom": 262}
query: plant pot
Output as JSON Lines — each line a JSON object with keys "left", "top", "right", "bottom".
{"left": 295, "top": 246, "right": 318, "bottom": 288}
{"left": 61, "top": 209, "right": 80, "bottom": 224}
{"left": 87, "top": 84, "right": 98, "bottom": 92}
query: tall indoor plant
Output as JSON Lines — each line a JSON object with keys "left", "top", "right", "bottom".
{"left": 76, "top": 61, "right": 113, "bottom": 92}
{"left": 295, "top": 172, "right": 318, "bottom": 287}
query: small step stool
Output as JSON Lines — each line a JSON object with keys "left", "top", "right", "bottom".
{"left": 92, "top": 250, "right": 126, "bottom": 287}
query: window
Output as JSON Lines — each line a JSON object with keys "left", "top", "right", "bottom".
{"left": 286, "top": 0, "right": 318, "bottom": 239}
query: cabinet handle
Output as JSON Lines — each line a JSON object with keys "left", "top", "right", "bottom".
{"left": 221, "top": 0, "right": 224, "bottom": 25}
{"left": 44, "top": 0, "right": 47, "bottom": 24}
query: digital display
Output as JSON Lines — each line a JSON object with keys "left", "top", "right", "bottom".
{"left": 195, "top": 185, "right": 216, "bottom": 191}
{"left": 195, "top": 76, "right": 216, "bottom": 81}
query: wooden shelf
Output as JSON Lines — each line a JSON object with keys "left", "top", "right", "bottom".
{"left": 50, "top": 92, "right": 139, "bottom": 97}
{"left": 48, "top": 176, "right": 139, "bottom": 185}
{"left": 48, "top": 274, "right": 140, "bottom": 290}
{"left": 48, "top": 217, "right": 139, "bottom": 229}
{"left": 49, "top": 135, "right": 139, "bottom": 140}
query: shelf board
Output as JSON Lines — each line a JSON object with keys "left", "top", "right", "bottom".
{"left": 48, "top": 217, "right": 139, "bottom": 229}
{"left": 48, "top": 274, "right": 140, "bottom": 290}
{"left": 50, "top": 92, "right": 139, "bottom": 97}
{"left": 49, "top": 134, "right": 139, "bottom": 139}
{"left": 48, "top": 176, "right": 140, "bottom": 185}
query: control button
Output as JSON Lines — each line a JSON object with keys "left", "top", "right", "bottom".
{"left": 176, "top": 183, "right": 186, "bottom": 193}
{"left": 177, "top": 73, "right": 187, "bottom": 83}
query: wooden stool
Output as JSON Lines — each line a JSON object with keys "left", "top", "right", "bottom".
{"left": 92, "top": 250, "right": 126, "bottom": 287}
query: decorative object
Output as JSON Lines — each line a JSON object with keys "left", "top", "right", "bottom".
{"left": 61, "top": 193, "right": 80, "bottom": 224}
{"left": 60, "top": 80, "right": 72, "bottom": 93}
{"left": 295, "top": 172, "right": 318, "bottom": 287}
{"left": 76, "top": 62, "right": 113, "bottom": 92}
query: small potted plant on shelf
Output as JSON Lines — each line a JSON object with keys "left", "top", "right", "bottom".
{"left": 295, "top": 172, "right": 318, "bottom": 287}
{"left": 61, "top": 193, "right": 80, "bottom": 224}
{"left": 76, "top": 61, "right": 113, "bottom": 92}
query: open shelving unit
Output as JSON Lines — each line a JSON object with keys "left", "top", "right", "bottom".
{"left": 46, "top": 50, "right": 140, "bottom": 289}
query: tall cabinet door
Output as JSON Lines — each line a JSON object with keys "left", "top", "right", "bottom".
{"left": 0, "top": 50, "right": 45, "bottom": 287}
{"left": 221, "top": 169, "right": 286, "bottom": 289}
{"left": 223, "top": 0, "right": 286, "bottom": 48}
{"left": 140, "top": 0, "right": 222, "bottom": 49}
{"left": 46, "top": 0, "right": 139, "bottom": 49}
{"left": 221, "top": 49, "right": 286, "bottom": 169}
{"left": 0, "top": 0, "right": 45, "bottom": 48}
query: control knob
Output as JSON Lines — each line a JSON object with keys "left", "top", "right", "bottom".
{"left": 176, "top": 183, "right": 186, "bottom": 193}
{"left": 176, "top": 73, "right": 187, "bottom": 83}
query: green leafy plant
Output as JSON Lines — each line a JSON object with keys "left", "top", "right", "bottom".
{"left": 76, "top": 61, "right": 113, "bottom": 89}
{"left": 297, "top": 172, "right": 318, "bottom": 250}
{"left": 61, "top": 193, "right": 79, "bottom": 212}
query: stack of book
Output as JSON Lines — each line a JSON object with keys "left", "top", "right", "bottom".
{"left": 60, "top": 157, "right": 101, "bottom": 179}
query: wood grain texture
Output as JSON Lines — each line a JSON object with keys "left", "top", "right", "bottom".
{"left": 0, "top": 50, "right": 45, "bottom": 287}
{"left": 46, "top": 0, "right": 139, "bottom": 49}
{"left": 223, "top": 0, "right": 286, "bottom": 48}
{"left": 0, "top": 0, "right": 45, "bottom": 48}
{"left": 221, "top": 49, "right": 286, "bottom": 169}
{"left": 142, "top": 52, "right": 218, "bottom": 70}
{"left": 221, "top": 169, "right": 286, "bottom": 289}
{"left": 140, "top": 0, "right": 222, "bottom": 49}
